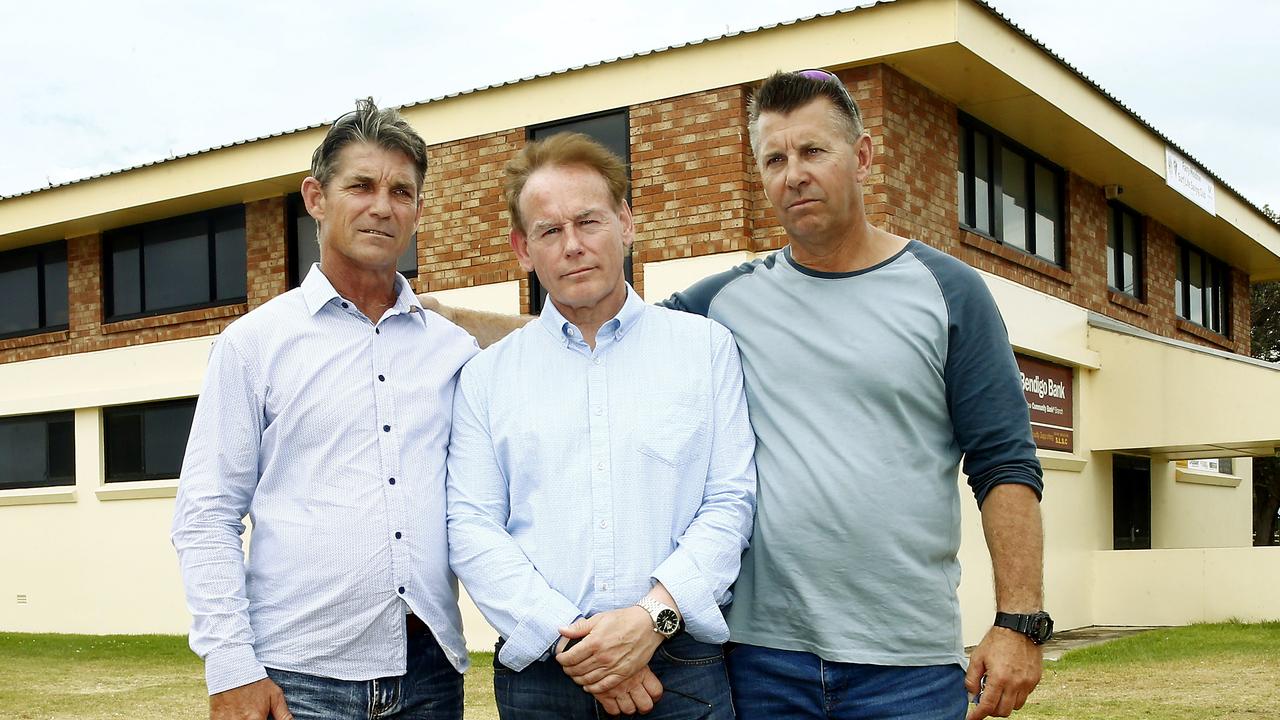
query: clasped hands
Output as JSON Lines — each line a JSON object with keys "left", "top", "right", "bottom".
{"left": 555, "top": 605, "right": 666, "bottom": 715}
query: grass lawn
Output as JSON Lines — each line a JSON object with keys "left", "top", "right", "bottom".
{"left": 2, "top": 622, "right": 1277, "bottom": 719}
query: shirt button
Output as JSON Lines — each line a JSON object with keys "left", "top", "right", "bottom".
{"left": 395, "top": 531, "right": 402, "bottom": 539}
{"left": 601, "top": 583, "right": 610, "bottom": 591}
{"left": 376, "top": 328, "right": 381, "bottom": 335}
{"left": 592, "top": 357, "right": 601, "bottom": 365}
{"left": 596, "top": 462, "right": 604, "bottom": 471}
{"left": 383, "top": 425, "right": 391, "bottom": 432}
{"left": 599, "top": 519, "right": 608, "bottom": 529}
{"left": 378, "top": 375, "right": 385, "bottom": 382}
{"left": 341, "top": 302, "right": 349, "bottom": 309}
{"left": 389, "top": 478, "right": 396, "bottom": 485}
{"left": 398, "top": 586, "right": 405, "bottom": 595}
{"left": 594, "top": 407, "right": 602, "bottom": 416}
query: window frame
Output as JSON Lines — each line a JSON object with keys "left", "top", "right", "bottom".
{"left": 102, "top": 398, "right": 198, "bottom": 483}
{"left": 957, "top": 114, "right": 1066, "bottom": 267}
{"left": 0, "top": 240, "right": 69, "bottom": 340}
{"left": 1107, "top": 201, "right": 1145, "bottom": 300}
{"left": 0, "top": 410, "right": 76, "bottom": 490}
{"left": 1175, "top": 239, "right": 1230, "bottom": 335}
{"left": 102, "top": 205, "right": 248, "bottom": 321}
{"left": 525, "top": 108, "right": 632, "bottom": 314}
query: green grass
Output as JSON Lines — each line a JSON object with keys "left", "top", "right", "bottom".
{"left": 2, "top": 623, "right": 1278, "bottom": 719}
{"left": 1020, "top": 621, "right": 1280, "bottom": 720}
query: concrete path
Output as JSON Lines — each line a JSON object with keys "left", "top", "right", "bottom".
{"left": 1039, "top": 625, "right": 1160, "bottom": 661}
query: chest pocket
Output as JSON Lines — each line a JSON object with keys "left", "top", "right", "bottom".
{"left": 637, "top": 391, "right": 711, "bottom": 468}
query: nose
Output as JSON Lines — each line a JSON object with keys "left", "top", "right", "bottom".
{"left": 369, "top": 188, "right": 393, "bottom": 217}
{"left": 784, "top": 154, "right": 809, "bottom": 191}
{"left": 562, "top": 225, "right": 585, "bottom": 256}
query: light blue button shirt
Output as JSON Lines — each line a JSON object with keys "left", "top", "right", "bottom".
{"left": 173, "top": 265, "right": 478, "bottom": 694}
{"left": 446, "top": 286, "right": 757, "bottom": 671}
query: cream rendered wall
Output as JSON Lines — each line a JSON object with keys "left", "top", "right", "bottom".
{"left": 1092, "top": 547, "right": 1280, "bottom": 625}
{"left": 1152, "top": 458, "right": 1253, "bottom": 550}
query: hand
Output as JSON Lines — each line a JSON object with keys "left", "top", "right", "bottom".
{"left": 209, "top": 677, "right": 291, "bottom": 720}
{"left": 556, "top": 607, "right": 664, "bottom": 695}
{"left": 965, "top": 626, "right": 1043, "bottom": 719}
{"left": 593, "top": 666, "right": 664, "bottom": 716}
{"left": 415, "top": 292, "right": 452, "bottom": 321}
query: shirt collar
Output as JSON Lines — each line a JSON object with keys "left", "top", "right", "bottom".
{"left": 537, "top": 284, "right": 644, "bottom": 346}
{"left": 300, "top": 263, "right": 424, "bottom": 320}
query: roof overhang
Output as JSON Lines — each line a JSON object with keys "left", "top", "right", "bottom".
{"left": 3, "top": 0, "right": 1278, "bottom": 279}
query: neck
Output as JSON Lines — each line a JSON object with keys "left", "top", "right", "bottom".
{"left": 320, "top": 262, "right": 399, "bottom": 320}
{"left": 789, "top": 221, "right": 908, "bottom": 273}
{"left": 553, "top": 284, "right": 628, "bottom": 351}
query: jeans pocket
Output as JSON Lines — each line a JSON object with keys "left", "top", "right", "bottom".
{"left": 656, "top": 636, "right": 725, "bottom": 666}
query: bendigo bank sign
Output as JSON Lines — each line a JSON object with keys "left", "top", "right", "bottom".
{"left": 1016, "top": 354, "right": 1074, "bottom": 452}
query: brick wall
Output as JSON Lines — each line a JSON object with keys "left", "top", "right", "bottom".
{"left": 0, "top": 197, "right": 286, "bottom": 365}
{"left": 417, "top": 129, "right": 525, "bottom": 306}
{"left": 874, "top": 64, "right": 1251, "bottom": 355}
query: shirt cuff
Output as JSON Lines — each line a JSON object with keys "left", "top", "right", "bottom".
{"left": 204, "top": 643, "right": 268, "bottom": 696}
{"left": 652, "top": 554, "right": 729, "bottom": 643}
{"left": 498, "top": 595, "right": 583, "bottom": 671}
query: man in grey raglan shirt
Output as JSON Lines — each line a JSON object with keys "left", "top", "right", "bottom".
{"left": 424, "top": 70, "right": 1049, "bottom": 720}
{"left": 660, "top": 71, "right": 1049, "bottom": 720}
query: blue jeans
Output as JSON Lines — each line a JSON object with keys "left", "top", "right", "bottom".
{"left": 493, "top": 632, "right": 734, "bottom": 719}
{"left": 264, "top": 625, "right": 463, "bottom": 720}
{"left": 725, "top": 643, "right": 966, "bottom": 720}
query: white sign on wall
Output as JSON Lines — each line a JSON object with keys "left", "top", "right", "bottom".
{"left": 1165, "top": 147, "right": 1217, "bottom": 216}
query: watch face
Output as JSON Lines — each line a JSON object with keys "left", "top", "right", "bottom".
{"left": 1031, "top": 613, "right": 1054, "bottom": 643}
{"left": 655, "top": 609, "right": 680, "bottom": 636}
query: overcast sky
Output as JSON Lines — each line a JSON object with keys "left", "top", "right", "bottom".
{"left": 2, "top": 0, "right": 1276, "bottom": 210}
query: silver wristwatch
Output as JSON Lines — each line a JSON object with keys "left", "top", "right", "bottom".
{"left": 636, "top": 597, "right": 682, "bottom": 638}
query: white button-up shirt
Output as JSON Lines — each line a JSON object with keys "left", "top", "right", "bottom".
{"left": 172, "top": 266, "right": 477, "bottom": 694}
{"left": 446, "top": 287, "right": 757, "bottom": 670}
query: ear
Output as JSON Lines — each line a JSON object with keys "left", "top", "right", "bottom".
{"left": 618, "top": 201, "right": 635, "bottom": 251}
{"left": 854, "top": 132, "right": 874, "bottom": 184}
{"left": 301, "top": 176, "right": 326, "bottom": 224}
{"left": 510, "top": 228, "right": 535, "bottom": 273}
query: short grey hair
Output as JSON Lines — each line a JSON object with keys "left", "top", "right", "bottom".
{"left": 310, "top": 97, "right": 429, "bottom": 190}
{"left": 747, "top": 70, "right": 864, "bottom": 157}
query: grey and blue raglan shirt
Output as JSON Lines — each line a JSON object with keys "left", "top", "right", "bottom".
{"left": 663, "top": 240, "right": 1042, "bottom": 667}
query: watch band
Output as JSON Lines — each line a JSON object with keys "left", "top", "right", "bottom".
{"left": 993, "top": 611, "right": 1054, "bottom": 645}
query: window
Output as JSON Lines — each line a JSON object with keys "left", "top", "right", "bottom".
{"left": 957, "top": 116, "right": 1064, "bottom": 266}
{"left": 526, "top": 109, "right": 632, "bottom": 313}
{"left": 103, "top": 205, "right": 247, "bottom": 319}
{"left": 103, "top": 399, "right": 197, "bottom": 482}
{"left": 0, "top": 411, "right": 75, "bottom": 490}
{"left": 1175, "top": 240, "right": 1229, "bottom": 334}
{"left": 287, "top": 193, "right": 417, "bottom": 288}
{"left": 0, "top": 241, "right": 68, "bottom": 339}
{"left": 1107, "top": 202, "right": 1144, "bottom": 299}
{"left": 1112, "top": 455, "right": 1151, "bottom": 550}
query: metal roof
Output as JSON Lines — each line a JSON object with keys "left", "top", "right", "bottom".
{"left": 2, "top": 0, "right": 1272, "bottom": 226}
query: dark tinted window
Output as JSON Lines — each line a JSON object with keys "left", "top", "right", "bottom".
{"left": 1175, "top": 240, "right": 1228, "bottom": 335}
{"left": 0, "top": 242, "right": 70, "bottom": 339}
{"left": 957, "top": 116, "right": 1063, "bottom": 266}
{"left": 104, "top": 206, "right": 246, "bottom": 319}
{"left": 0, "top": 411, "right": 75, "bottom": 490}
{"left": 1107, "top": 202, "right": 1144, "bottom": 299}
{"left": 104, "top": 399, "right": 197, "bottom": 482}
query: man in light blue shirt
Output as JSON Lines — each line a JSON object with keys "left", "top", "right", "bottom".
{"left": 173, "top": 100, "right": 476, "bottom": 720}
{"left": 446, "top": 132, "right": 756, "bottom": 719}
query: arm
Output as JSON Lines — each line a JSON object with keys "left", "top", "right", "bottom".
{"left": 966, "top": 484, "right": 1044, "bottom": 720}
{"left": 446, "top": 365, "right": 585, "bottom": 671}
{"left": 170, "top": 338, "right": 273, "bottom": 700}
{"left": 558, "top": 324, "right": 758, "bottom": 693}
{"left": 416, "top": 293, "right": 532, "bottom": 349}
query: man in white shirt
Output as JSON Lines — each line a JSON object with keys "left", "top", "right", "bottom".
{"left": 172, "top": 99, "right": 476, "bottom": 720}
{"left": 446, "top": 132, "right": 757, "bottom": 719}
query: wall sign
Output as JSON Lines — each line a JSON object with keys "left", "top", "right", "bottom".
{"left": 1016, "top": 354, "right": 1074, "bottom": 452}
{"left": 1165, "top": 147, "right": 1217, "bottom": 216}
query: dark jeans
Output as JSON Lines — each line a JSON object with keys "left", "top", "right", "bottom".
{"left": 725, "top": 643, "right": 967, "bottom": 720}
{"left": 493, "top": 632, "right": 734, "bottom": 719}
{"left": 264, "top": 625, "right": 463, "bottom": 720}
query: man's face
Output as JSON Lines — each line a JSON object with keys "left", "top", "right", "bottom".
{"left": 302, "top": 142, "right": 421, "bottom": 277}
{"left": 756, "top": 97, "right": 871, "bottom": 246}
{"left": 511, "top": 164, "right": 633, "bottom": 319}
